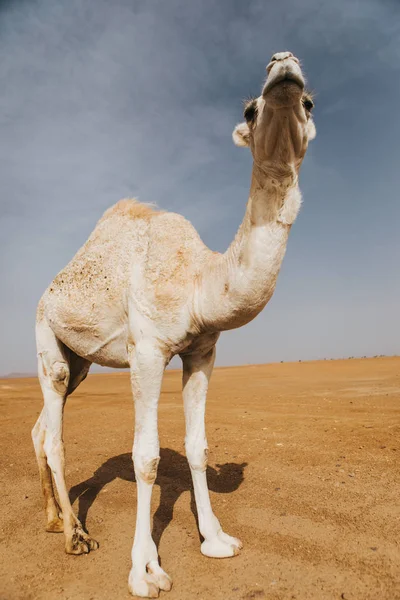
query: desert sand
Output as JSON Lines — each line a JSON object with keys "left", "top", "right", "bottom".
{"left": 1, "top": 357, "right": 399, "bottom": 600}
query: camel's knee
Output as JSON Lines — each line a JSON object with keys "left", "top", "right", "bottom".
{"left": 133, "top": 454, "right": 160, "bottom": 485}
{"left": 49, "top": 361, "right": 70, "bottom": 394}
{"left": 39, "top": 354, "right": 70, "bottom": 395}
{"left": 186, "top": 441, "right": 208, "bottom": 472}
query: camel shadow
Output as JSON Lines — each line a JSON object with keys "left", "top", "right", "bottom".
{"left": 69, "top": 449, "right": 247, "bottom": 548}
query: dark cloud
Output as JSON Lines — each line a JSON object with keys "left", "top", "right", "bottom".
{"left": 1, "top": 0, "right": 399, "bottom": 373}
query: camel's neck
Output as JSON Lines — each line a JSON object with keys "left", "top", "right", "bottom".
{"left": 195, "top": 164, "right": 301, "bottom": 332}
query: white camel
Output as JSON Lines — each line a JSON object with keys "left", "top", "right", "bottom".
{"left": 32, "top": 52, "right": 316, "bottom": 598}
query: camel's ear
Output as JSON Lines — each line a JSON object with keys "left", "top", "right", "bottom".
{"left": 232, "top": 122, "right": 250, "bottom": 147}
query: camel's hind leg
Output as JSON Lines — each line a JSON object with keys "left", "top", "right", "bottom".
{"left": 32, "top": 351, "right": 91, "bottom": 533}
{"left": 32, "top": 407, "right": 64, "bottom": 532}
{"left": 32, "top": 318, "right": 96, "bottom": 554}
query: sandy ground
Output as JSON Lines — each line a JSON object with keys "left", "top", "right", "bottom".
{"left": 1, "top": 357, "right": 399, "bottom": 600}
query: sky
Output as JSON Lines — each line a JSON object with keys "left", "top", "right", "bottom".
{"left": 1, "top": 0, "right": 400, "bottom": 375}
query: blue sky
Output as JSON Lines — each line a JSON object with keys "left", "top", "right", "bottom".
{"left": 1, "top": 0, "right": 400, "bottom": 374}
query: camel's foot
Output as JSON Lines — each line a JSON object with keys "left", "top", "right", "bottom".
{"left": 46, "top": 517, "right": 64, "bottom": 533}
{"left": 65, "top": 525, "right": 99, "bottom": 555}
{"left": 128, "top": 561, "right": 172, "bottom": 598}
{"left": 201, "top": 530, "right": 243, "bottom": 558}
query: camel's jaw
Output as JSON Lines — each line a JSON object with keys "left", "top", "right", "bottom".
{"left": 262, "top": 52, "right": 305, "bottom": 107}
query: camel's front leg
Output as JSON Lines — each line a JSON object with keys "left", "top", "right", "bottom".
{"left": 182, "top": 348, "right": 242, "bottom": 558}
{"left": 128, "top": 341, "right": 172, "bottom": 598}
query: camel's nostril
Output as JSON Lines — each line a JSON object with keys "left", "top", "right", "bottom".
{"left": 271, "top": 51, "right": 295, "bottom": 63}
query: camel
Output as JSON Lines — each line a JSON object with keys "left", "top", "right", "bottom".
{"left": 32, "top": 51, "right": 316, "bottom": 598}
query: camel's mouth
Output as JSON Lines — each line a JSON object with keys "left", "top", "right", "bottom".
{"left": 263, "top": 72, "right": 305, "bottom": 96}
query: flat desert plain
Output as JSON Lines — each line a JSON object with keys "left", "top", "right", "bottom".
{"left": 1, "top": 358, "right": 399, "bottom": 600}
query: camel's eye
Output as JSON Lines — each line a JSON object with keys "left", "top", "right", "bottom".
{"left": 243, "top": 99, "right": 258, "bottom": 123}
{"left": 303, "top": 98, "right": 314, "bottom": 112}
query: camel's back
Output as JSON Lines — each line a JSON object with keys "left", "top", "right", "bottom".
{"left": 39, "top": 199, "right": 212, "bottom": 366}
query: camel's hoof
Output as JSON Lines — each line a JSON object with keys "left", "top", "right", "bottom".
{"left": 65, "top": 526, "right": 99, "bottom": 555}
{"left": 128, "top": 574, "right": 159, "bottom": 598}
{"left": 218, "top": 530, "right": 243, "bottom": 550}
{"left": 128, "top": 565, "right": 172, "bottom": 598}
{"left": 147, "top": 561, "right": 172, "bottom": 592}
{"left": 201, "top": 531, "right": 242, "bottom": 558}
{"left": 46, "top": 517, "right": 64, "bottom": 533}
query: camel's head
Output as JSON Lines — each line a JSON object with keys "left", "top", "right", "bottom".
{"left": 233, "top": 52, "right": 316, "bottom": 174}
